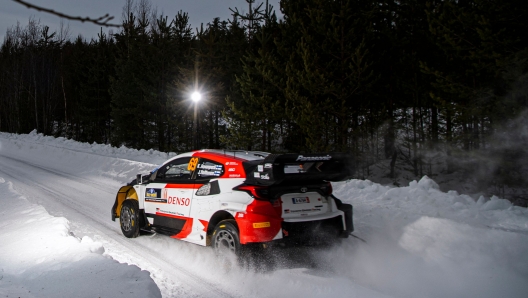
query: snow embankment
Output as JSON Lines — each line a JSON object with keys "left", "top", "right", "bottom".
{"left": 332, "top": 177, "right": 528, "bottom": 298}
{"left": 335, "top": 177, "right": 528, "bottom": 233}
{"left": 2, "top": 129, "right": 174, "bottom": 164}
{"left": 0, "top": 130, "right": 164, "bottom": 184}
{"left": 0, "top": 178, "right": 161, "bottom": 297}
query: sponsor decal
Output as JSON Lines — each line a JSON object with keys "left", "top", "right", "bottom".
{"left": 156, "top": 209, "right": 184, "bottom": 216}
{"left": 167, "top": 196, "right": 191, "bottom": 206}
{"left": 146, "top": 188, "right": 161, "bottom": 198}
{"left": 264, "top": 163, "right": 273, "bottom": 168}
{"left": 228, "top": 168, "right": 236, "bottom": 172}
{"left": 300, "top": 187, "right": 308, "bottom": 193}
{"left": 198, "top": 169, "right": 221, "bottom": 177}
{"left": 258, "top": 165, "right": 264, "bottom": 172}
{"left": 260, "top": 173, "right": 270, "bottom": 180}
{"left": 229, "top": 174, "right": 241, "bottom": 178}
{"left": 284, "top": 209, "right": 290, "bottom": 214}
{"left": 225, "top": 162, "right": 239, "bottom": 166}
{"left": 254, "top": 172, "right": 260, "bottom": 178}
{"left": 188, "top": 157, "right": 199, "bottom": 171}
{"left": 295, "top": 154, "right": 332, "bottom": 161}
{"left": 197, "top": 164, "right": 222, "bottom": 170}
{"left": 146, "top": 189, "right": 167, "bottom": 202}
{"left": 252, "top": 222, "right": 271, "bottom": 228}
{"left": 145, "top": 197, "right": 167, "bottom": 203}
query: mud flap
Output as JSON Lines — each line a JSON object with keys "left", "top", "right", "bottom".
{"left": 339, "top": 203, "right": 353, "bottom": 235}
{"left": 111, "top": 199, "right": 117, "bottom": 221}
{"left": 333, "top": 196, "right": 353, "bottom": 237}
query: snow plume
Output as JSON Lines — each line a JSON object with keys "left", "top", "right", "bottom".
{"left": 486, "top": 108, "right": 528, "bottom": 187}
{"left": 442, "top": 109, "right": 528, "bottom": 206}
{"left": 436, "top": 55, "right": 528, "bottom": 204}
{"left": 315, "top": 217, "right": 528, "bottom": 298}
{"left": 321, "top": 177, "right": 528, "bottom": 298}
{"left": 367, "top": 108, "right": 528, "bottom": 206}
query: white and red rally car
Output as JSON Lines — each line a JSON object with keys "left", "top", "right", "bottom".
{"left": 111, "top": 150, "right": 354, "bottom": 255}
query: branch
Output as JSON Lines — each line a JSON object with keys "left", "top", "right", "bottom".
{"left": 13, "top": 0, "right": 121, "bottom": 28}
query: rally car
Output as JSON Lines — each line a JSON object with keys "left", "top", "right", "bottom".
{"left": 111, "top": 150, "right": 354, "bottom": 255}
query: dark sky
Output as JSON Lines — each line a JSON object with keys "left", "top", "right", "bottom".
{"left": 1, "top": 0, "right": 281, "bottom": 41}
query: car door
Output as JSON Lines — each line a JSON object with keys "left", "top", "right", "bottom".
{"left": 143, "top": 157, "right": 197, "bottom": 236}
{"left": 186, "top": 158, "right": 225, "bottom": 239}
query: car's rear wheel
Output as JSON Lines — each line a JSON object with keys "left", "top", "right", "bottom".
{"left": 120, "top": 199, "right": 141, "bottom": 238}
{"left": 212, "top": 220, "right": 241, "bottom": 256}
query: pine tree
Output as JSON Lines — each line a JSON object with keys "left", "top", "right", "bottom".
{"left": 276, "top": 0, "right": 376, "bottom": 152}
{"left": 111, "top": 12, "right": 150, "bottom": 148}
{"left": 225, "top": 1, "right": 286, "bottom": 151}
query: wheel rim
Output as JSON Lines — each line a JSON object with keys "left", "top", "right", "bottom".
{"left": 215, "top": 230, "right": 236, "bottom": 254}
{"left": 121, "top": 206, "right": 133, "bottom": 232}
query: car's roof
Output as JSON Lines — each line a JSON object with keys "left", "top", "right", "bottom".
{"left": 197, "top": 149, "right": 270, "bottom": 161}
{"left": 163, "top": 149, "right": 270, "bottom": 164}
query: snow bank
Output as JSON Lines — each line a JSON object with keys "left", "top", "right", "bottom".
{"left": 0, "top": 179, "right": 161, "bottom": 297}
{"left": 0, "top": 131, "right": 161, "bottom": 184}
{"left": 330, "top": 176, "right": 528, "bottom": 298}
{"left": 10, "top": 130, "right": 175, "bottom": 163}
{"left": 334, "top": 176, "right": 528, "bottom": 233}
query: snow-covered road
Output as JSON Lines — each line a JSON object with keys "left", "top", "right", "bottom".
{"left": 1, "top": 131, "right": 528, "bottom": 298}
{"left": 0, "top": 136, "right": 238, "bottom": 297}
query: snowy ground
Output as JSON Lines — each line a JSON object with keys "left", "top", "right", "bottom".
{"left": 1, "top": 131, "right": 527, "bottom": 298}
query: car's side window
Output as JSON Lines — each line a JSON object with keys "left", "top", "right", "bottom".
{"left": 196, "top": 159, "right": 224, "bottom": 179}
{"left": 155, "top": 157, "right": 193, "bottom": 180}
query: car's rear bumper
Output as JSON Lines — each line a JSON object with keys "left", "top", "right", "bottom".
{"left": 280, "top": 214, "right": 346, "bottom": 245}
{"left": 238, "top": 204, "right": 353, "bottom": 246}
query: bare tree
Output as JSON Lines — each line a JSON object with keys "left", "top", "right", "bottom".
{"left": 12, "top": 0, "right": 121, "bottom": 27}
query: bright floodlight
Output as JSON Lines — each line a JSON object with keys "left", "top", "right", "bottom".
{"left": 191, "top": 91, "right": 202, "bottom": 102}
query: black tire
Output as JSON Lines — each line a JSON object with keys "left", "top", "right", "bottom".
{"left": 212, "top": 220, "right": 242, "bottom": 257}
{"left": 120, "top": 200, "right": 142, "bottom": 238}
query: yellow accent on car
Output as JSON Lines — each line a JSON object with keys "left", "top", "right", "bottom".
{"left": 253, "top": 222, "right": 271, "bottom": 228}
{"left": 114, "top": 186, "right": 138, "bottom": 218}
{"left": 219, "top": 225, "right": 225, "bottom": 228}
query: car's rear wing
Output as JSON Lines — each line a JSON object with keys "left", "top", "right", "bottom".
{"left": 242, "top": 153, "right": 354, "bottom": 186}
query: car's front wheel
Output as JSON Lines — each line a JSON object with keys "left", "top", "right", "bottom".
{"left": 120, "top": 199, "right": 142, "bottom": 238}
{"left": 212, "top": 220, "right": 242, "bottom": 257}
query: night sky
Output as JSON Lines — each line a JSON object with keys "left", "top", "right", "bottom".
{"left": 1, "top": 0, "right": 281, "bottom": 41}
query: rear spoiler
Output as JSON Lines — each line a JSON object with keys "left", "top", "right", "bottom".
{"left": 243, "top": 153, "right": 354, "bottom": 186}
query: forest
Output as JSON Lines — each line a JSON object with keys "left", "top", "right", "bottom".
{"left": 1, "top": 0, "right": 527, "bottom": 204}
